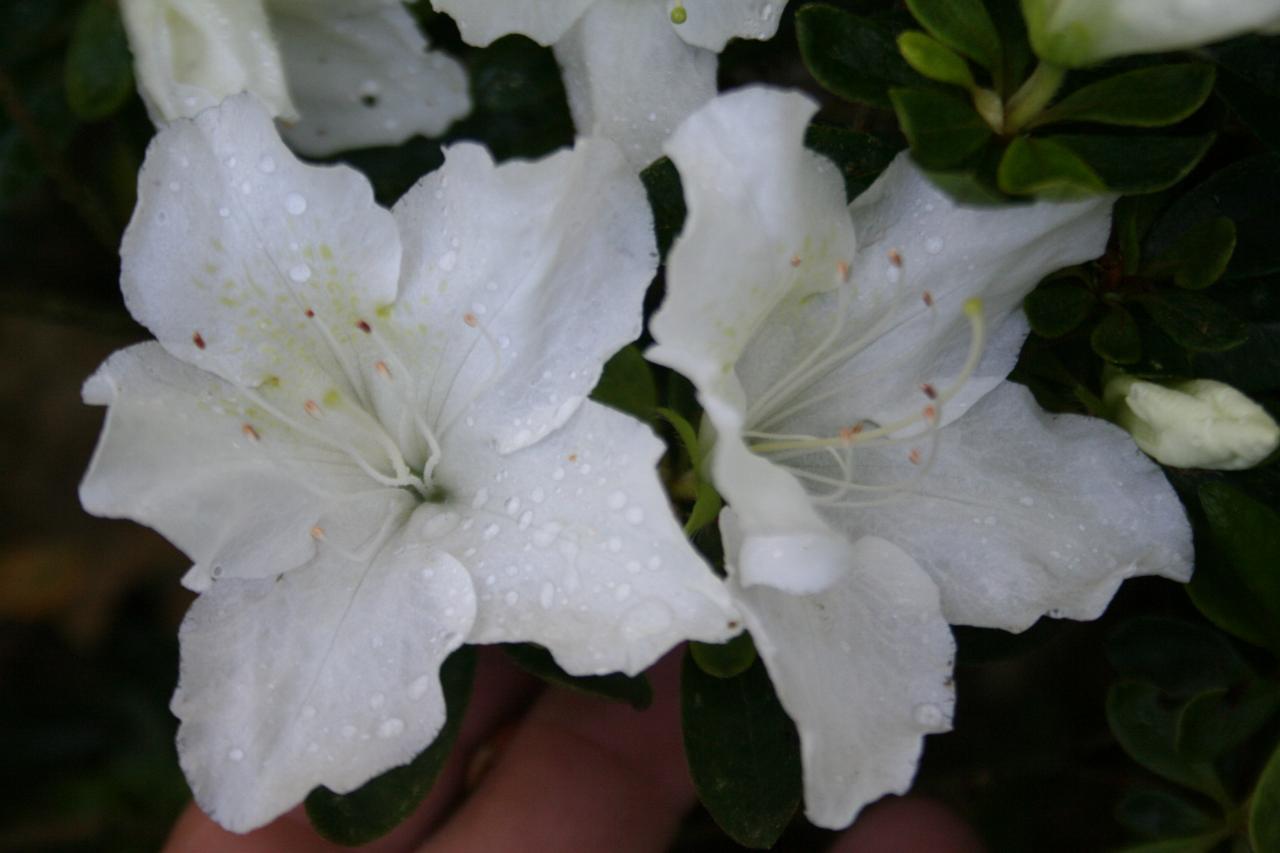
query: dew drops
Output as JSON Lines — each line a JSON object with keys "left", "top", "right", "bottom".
{"left": 504, "top": 589, "right": 519, "bottom": 606}
{"left": 438, "top": 250, "right": 457, "bottom": 272}
{"left": 913, "top": 703, "right": 946, "bottom": 729}
{"left": 607, "top": 536, "right": 623, "bottom": 553}
{"left": 518, "top": 510, "right": 533, "bottom": 530}
{"left": 482, "top": 523, "right": 500, "bottom": 540}
{"left": 341, "top": 724, "right": 357, "bottom": 738}
{"left": 167, "top": 180, "right": 180, "bottom": 192}
{"left": 620, "top": 601, "right": 674, "bottom": 638}
{"left": 471, "top": 487, "right": 489, "bottom": 509}
{"left": 408, "top": 674, "right": 432, "bottom": 699}
{"left": 289, "top": 263, "right": 312, "bottom": 283}
{"left": 607, "top": 491, "right": 627, "bottom": 510}
{"left": 369, "top": 692, "right": 386, "bottom": 710}
{"left": 615, "top": 583, "right": 632, "bottom": 601}
{"left": 285, "top": 192, "right": 307, "bottom": 215}
{"left": 1019, "top": 496, "right": 1035, "bottom": 507}
{"left": 925, "top": 236, "right": 945, "bottom": 255}
{"left": 504, "top": 496, "right": 521, "bottom": 516}
{"left": 761, "top": 2, "right": 775, "bottom": 18}
{"left": 533, "top": 522, "right": 561, "bottom": 548}
{"left": 377, "top": 718, "right": 405, "bottom": 739}
{"left": 258, "top": 154, "right": 277, "bottom": 173}
{"left": 420, "top": 511, "right": 460, "bottom": 539}
{"left": 625, "top": 506, "right": 645, "bottom": 525}
{"left": 531, "top": 487, "right": 545, "bottom": 503}
{"left": 551, "top": 467, "right": 566, "bottom": 481}
{"left": 218, "top": 207, "right": 231, "bottom": 218}
{"left": 301, "top": 705, "right": 317, "bottom": 719}
{"left": 540, "top": 581, "right": 555, "bottom": 609}
{"left": 228, "top": 747, "right": 245, "bottom": 762}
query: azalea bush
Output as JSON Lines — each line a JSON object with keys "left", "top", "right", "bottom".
{"left": 2, "top": 0, "right": 1280, "bottom": 851}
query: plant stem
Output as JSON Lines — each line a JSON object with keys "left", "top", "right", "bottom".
{"left": 1004, "top": 61, "right": 1065, "bottom": 134}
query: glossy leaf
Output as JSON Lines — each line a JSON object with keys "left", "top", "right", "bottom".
{"left": 1092, "top": 307, "right": 1143, "bottom": 364}
{"left": 305, "top": 647, "right": 476, "bottom": 846}
{"left": 1032, "top": 65, "right": 1216, "bottom": 129}
{"left": 682, "top": 651, "right": 801, "bottom": 849}
{"left": 1140, "top": 291, "right": 1249, "bottom": 353}
{"left": 1251, "top": 740, "right": 1280, "bottom": 852}
{"left": 502, "top": 643, "right": 652, "bottom": 710}
{"left": 690, "top": 632, "right": 757, "bottom": 679}
{"left": 797, "top": 5, "right": 926, "bottom": 109}
{"left": 63, "top": 0, "right": 133, "bottom": 122}
{"left": 1106, "top": 681, "right": 1222, "bottom": 797}
{"left": 1023, "top": 278, "right": 1096, "bottom": 337}
{"left": 1115, "top": 788, "right": 1220, "bottom": 841}
{"left": 804, "top": 124, "right": 902, "bottom": 200}
{"left": 592, "top": 345, "right": 658, "bottom": 423}
{"left": 1142, "top": 217, "right": 1237, "bottom": 291}
{"left": 897, "top": 31, "right": 976, "bottom": 89}
{"left": 904, "top": 0, "right": 1002, "bottom": 72}
{"left": 1193, "top": 483, "right": 1280, "bottom": 654}
{"left": 891, "top": 87, "right": 993, "bottom": 170}
{"left": 997, "top": 135, "right": 1107, "bottom": 198}
{"left": 1176, "top": 681, "right": 1280, "bottom": 761}
{"left": 1054, "top": 134, "right": 1215, "bottom": 195}
{"left": 1107, "top": 617, "right": 1251, "bottom": 698}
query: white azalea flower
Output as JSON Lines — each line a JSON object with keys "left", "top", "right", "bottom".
{"left": 648, "top": 87, "right": 1194, "bottom": 828}
{"left": 121, "top": 0, "right": 470, "bottom": 156}
{"left": 1021, "top": 0, "right": 1280, "bottom": 67}
{"left": 433, "top": 0, "right": 788, "bottom": 166}
{"left": 1105, "top": 373, "right": 1280, "bottom": 470}
{"left": 80, "top": 95, "right": 737, "bottom": 832}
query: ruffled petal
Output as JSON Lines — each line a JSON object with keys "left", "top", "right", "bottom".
{"left": 429, "top": 400, "right": 738, "bottom": 675}
{"left": 829, "top": 382, "right": 1194, "bottom": 631}
{"left": 172, "top": 532, "right": 476, "bottom": 832}
{"left": 271, "top": 0, "right": 470, "bottom": 156}
{"left": 120, "top": 95, "right": 402, "bottom": 415}
{"left": 80, "top": 343, "right": 416, "bottom": 589}
{"left": 722, "top": 511, "right": 955, "bottom": 829}
{"left": 432, "top": 0, "right": 594, "bottom": 46}
{"left": 554, "top": 0, "right": 718, "bottom": 167}
{"left": 390, "top": 139, "right": 656, "bottom": 454}
{"left": 666, "top": 0, "right": 788, "bottom": 51}
{"left": 120, "top": 0, "right": 297, "bottom": 123}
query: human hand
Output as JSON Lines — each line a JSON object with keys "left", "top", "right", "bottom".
{"left": 162, "top": 649, "right": 983, "bottom": 853}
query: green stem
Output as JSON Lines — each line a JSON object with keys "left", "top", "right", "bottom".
{"left": 1003, "top": 61, "right": 1065, "bottom": 134}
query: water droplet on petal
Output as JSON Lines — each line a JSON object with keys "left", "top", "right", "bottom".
{"left": 504, "top": 590, "right": 519, "bottom": 606}
{"left": 408, "top": 675, "right": 432, "bottom": 699}
{"left": 369, "top": 692, "right": 385, "bottom": 709}
{"left": 913, "top": 703, "right": 946, "bottom": 729}
{"left": 228, "top": 748, "right": 245, "bottom": 762}
{"left": 925, "top": 237, "right": 944, "bottom": 255}
{"left": 285, "top": 192, "right": 308, "bottom": 215}
{"left": 377, "top": 718, "right": 405, "bottom": 738}
{"left": 289, "top": 263, "right": 312, "bottom": 283}
{"left": 625, "top": 507, "right": 645, "bottom": 525}
{"left": 438, "top": 250, "right": 457, "bottom": 272}
{"left": 620, "top": 601, "right": 673, "bottom": 638}
{"left": 539, "top": 582, "right": 555, "bottom": 609}
{"left": 258, "top": 155, "right": 276, "bottom": 174}
{"left": 607, "top": 491, "right": 627, "bottom": 510}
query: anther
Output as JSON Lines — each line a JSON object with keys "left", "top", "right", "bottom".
{"left": 836, "top": 260, "right": 851, "bottom": 281}
{"left": 908, "top": 448, "right": 923, "bottom": 465}
{"left": 839, "top": 424, "right": 863, "bottom": 444}
{"left": 356, "top": 319, "right": 372, "bottom": 334}
{"left": 374, "top": 360, "right": 391, "bottom": 379}
{"left": 305, "top": 308, "right": 315, "bottom": 318}
{"left": 670, "top": 4, "right": 687, "bottom": 23}
{"left": 567, "top": 453, "right": 578, "bottom": 462}
{"left": 790, "top": 255, "right": 802, "bottom": 268}
{"left": 923, "top": 404, "right": 937, "bottom": 422}
{"left": 463, "top": 312, "right": 478, "bottom": 327}
{"left": 241, "top": 423, "right": 260, "bottom": 442}
{"left": 304, "top": 399, "right": 322, "bottom": 418}
{"left": 888, "top": 249, "right": 903, "bottom": 267}
{"left": 921, "top": 382, "right": 938, "bottom": 400}
{"left": 192, "top": 331, "right": 206, "bottom": 349}
{"left": 310, "top": 525, "right": 326, "bottom": 540}
{"left": 922, "top": 291, "right": 935, "bottom": 307}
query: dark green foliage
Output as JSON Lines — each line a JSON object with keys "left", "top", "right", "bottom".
{"left": 502, "top": 643, "right": 653, "bottom": 709}
{"left": 63, "top": 0, "right": 133, "bottom": 122}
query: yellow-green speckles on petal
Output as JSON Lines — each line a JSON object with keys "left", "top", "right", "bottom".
{"left": 670, "top": 4, "right": 687, "bottom": 24}
{"left": 375, "top": 304, "right": 393, "bottom": 319}
{"left": 322, "top": 389, "right": 341, "bottom": 407}
{"left": 320, "top": 244, "right": 334, "bottom": 261}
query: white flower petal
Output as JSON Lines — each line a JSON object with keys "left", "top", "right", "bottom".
{"left": 737, "top": 154, "right": 1111, "bottom": 441}
{"left": 121, "top": 0, "right": 297, "bottom": 123}
{"left": 554, "top": 0, "right": 718, "bottom": 168}
{"left": 833, "top": 383, "right": 1194, "bottom": 631}
{"left": 121, "top": 95, "right": 402, "bottom": 402}
{"left": 722, "top": 510, "right": 955, "bottom": 829}
{"left": 390, "top": 139, "right": 656, "bottom": 453}
{"left": 173, "top": 535, "right": 475, "bottom": 832}
{"left": 429, "top": 400, "right": 738, "bottom": 675}
{"left": 666, "top": 0, "right": 788, "bottom": 51}
{"left": 1023, "top": 0, "right": 1280, "bottom": 66}
{"left": 80, "top": 344, "right": 417, "bottom": 588}
{"left": 271, "top": 0, "right": 470, "bottom": 156}
{"left": 432, "top": 0, "right": 595, "bottom": 46}
{"left": 649, "top": 87, "right": 854, "bottom": 408}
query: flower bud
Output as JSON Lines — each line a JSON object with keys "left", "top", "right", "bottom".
{"left": 1105, "top": 374, "right": 1279, "bottom": 470}
{"left": 1020, "top": 0, "right": 1280, "bottom": 67}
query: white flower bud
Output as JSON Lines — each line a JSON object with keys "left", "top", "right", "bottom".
{"left": 1106, "top": 374, "right": 1280, "bottom": 470}
{"left": 1021, "top": 0, "right": 1280, "bottom": 67}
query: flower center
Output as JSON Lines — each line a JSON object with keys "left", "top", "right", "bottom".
{"left": 742, "top": 255, "right": 988, "bottom": 509}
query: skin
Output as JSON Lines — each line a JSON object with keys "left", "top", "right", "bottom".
{"left": 163, "top": 648, "right": 985, "bottom": 853}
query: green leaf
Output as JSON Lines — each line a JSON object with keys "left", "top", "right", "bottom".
{"left": 0, "top": 0, "right": 77, "bottom": 64}
{"left": 1251, "top": 740, "right": 1280, "bottom": 852}
{"left": 1092, "top": 307, "right": 1143, "bottom": 364}
{"left": 1023, "top": 278, "right": 1096, "bottom": 337}
{"left": 690, "top": 632, "right": 757, "bottom": 679}
{"left": 591, "top": 346, "right": 658, "bottom": 422}
{"left": 502, "top": 643, "right": 652, "bottom": 709}
{"left": 1052, "top": 133, "right": 1215, "bottom": 195}
{"left": 1106, "top": 681, "right": 1223, "bottom": 798}
{"left": 305, "top": 646, "right": 476, "bottom": 846}
{"left": 904, "top": 0, "right": 1002, "bottom": 72}
{"left": 804, "top": 124, "right": 902, "bottom": 200}
{"left": 1145, "top": 154, "right": 1280, "bottom": 280}
{"left": 1115, "top": 836, "right": 1228, "bottom": 853}
{"left": 684, "top": 479, "right": 723, "bottom": 538}
{"left": 997, "top": 135, "right": 1107, "bottom": 198}
{"left": 1139, "top": 291, "right": 1249, "bottom": 352}
{"left": 1032, "top": 64, "right": 1216, "bottom": 129}
{"left": 639, "top": 156, "right": 686, "bottom": 259}
{"left": 1115, "top": 788, "right": 1220, "bottom": 840}
{"left": 682, "top": 651, "right": 801, "bottom": 848}
{"left": 891, "top": 87, "right": 993, "bottom": 170}
{"left": 1194, "top": 483, "right": 1280, "bottom": 653}
{"left": 1142, "top": 217, "right": 1237, "bottom": 291}
{"left": 897, "top": 31, "right": 976, "bottom": 89}
{"left": 1176, "top": 681, "right": 1280, "bottom": 762}
{"left": 64, "top": 0, "right": 133, "bottom": 121}
{"left": 1116, "top": 192, "right": 1174, "bottom": 275}
{"left": 797, "top": 5, "right": 926, "bottom": 109}
{"left": 1107, "top": 617, "right": 1251, "bottom": 698}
